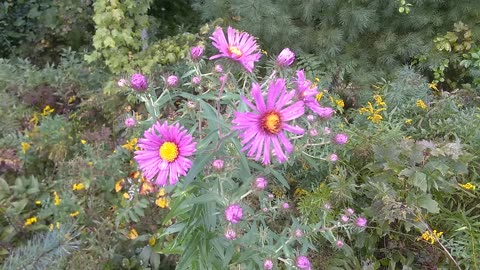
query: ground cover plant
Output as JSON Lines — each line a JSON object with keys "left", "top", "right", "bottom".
{"left": 1, "top": 1, "right": 479, "bottom": 270}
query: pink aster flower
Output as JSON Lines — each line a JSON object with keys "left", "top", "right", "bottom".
{"left": 254, "top": 177, "right": 268, "bottom": 190}
{"left": 225, "top": 204, "right": 243, "bottom": 224}
{"left": 296, "top": 256, "right": 311, "bottom": 270}
{"left": 124, "top": 117, "right": 136, "bottom": 128}
{"left": 263, "top": 259, "right": 274, "bottom": 270}
{"left": 131, "top": 73, "right": 148, "bottom": 92}
{"left": 232, "top": 79, "right": 305, "bottom": 164}
{"left": 190, "top": 46, "right": 204, "bottom": 60}
{"left": 276, "top": 48, "right": 295, "bottom": 67}
{"left": 134, "top": 122, "right": 196, "bottom": 186}
{"left": 192, "top": 76, "right": 201, "bottom": 85}
{"left": 340, "top": 215, "right": 349, "bottom": 223}
{"left": 225, "top": 228, "right": 237, "bottom": 240}
{"left": 166, "top": 75, "right": 179, "bottom": 88}
{"left": 333, "top": 133, "right": 348, "bottom": 145}
{"left": 282, "top": 202, "right": 290, "bottom": 209}
{"left": 294, "top": 229, "right": 303, "bottom": 238}
{"left": 214, "top": 64, "right": 223, "bottom": 73}
{"left": 355, "top": 217, "right": 367, "bottom": 228}
{"left": 328, "top": 153, "right": 338, "bottom": 162}
{"left": 209, "top": 26, "right": 262, "bottom": 73}
{"left": 212, "top": 159, "right": 224, "bottom": 171}
{"left": 336, "top": 240, "right": 344, "bottom": 248}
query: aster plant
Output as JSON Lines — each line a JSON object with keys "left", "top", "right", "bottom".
{"left": 120, "top": 25, "right": 360, "bottom": 270}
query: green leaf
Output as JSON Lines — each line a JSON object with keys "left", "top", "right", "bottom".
{"left": 417, "top": 194, "right": 439, "bottom": 213}
{"left": 412, "top": 172, "right": 427, "bottom": 192}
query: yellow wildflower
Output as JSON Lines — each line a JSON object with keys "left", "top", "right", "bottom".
{"left": 70, "top": 211, "right": 80, "bottom": 217}
{"left": 416, "top": 99, "right": 427, "bottom": 110}
{"left": 123, "top": 192, "right": 130, "bottom": 199}
{"left": 405, "top": 119, "right": 413, "bottom": 125}
{"left": 358, "top": 107, "right": 369, "bottom": 114}
{"left": 158, "top": 188, "right": 166, "bottom": 197}
{"left": 368, "top": 114, "right": 383, "bottom": 124}
{"left": 72, "top": 183, "right": 85, "bottom": 191}
{"left": 80, "top": 139, "right": 87, "bottom": 145}
{"left": 149, "top": 236, "right": 156, "bottom": 246}
{"left": 139, "top": 181, "right": 154, "bottom": 195}
{"left": 122, "top": 138, "right": 138, "bottom": 151}
{"left": 459, "top": 182, "right": 476, "bottom": 190}
{"left": 128, "top": 228, "right": 138, "bottom": 239}
{"left": 30, "top": 113, "right": 39, "bottom": 126}
{"left": 115, "top": 179, "right": 125, "bottom": 192}
{"left": 87, "top": 161, "right": 93, "bottom": 166}
{"left": 315, "top": 92, "right": 324, "bottom": 101}
{"left": 68, "top": 96, "right": 76, "bottom": 104}
{"left": 24, "top": 217, "right": 37, "bottom": 226}
{"left": 21, "top": 142, "right": 31, "bottom": 154}
{"left": 417, "top": 229, "right": 443, "bottom": 245}
{"left": 35, "top": 200, "right": 41, "bottom": 205}
{"left": 315, "top": 77, "right": 320, "bottom": 83}
{"left": 49, "top": 222, "right": 61, "bottom": 231}
{"left": 155, "top": 197, "right": 170, "bottom": 208}
{"left": 373, "top": 95, "right": 386, "bottom": 107}
{"left": 335, "top": 99, "right": 345, "bottom": 108}
{"left": 261, "top": 49, "right": 268, "bottom": 55}
{"left": 53, "top": 191, "right": 61, "bottom": 206}
{"left": 42, "top": 105, "right": 54, "bottom": 116}
{"left": 428, "top": 82, "right": 439, "bottom": 91}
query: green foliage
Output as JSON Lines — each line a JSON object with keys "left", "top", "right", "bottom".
{"left": 193, "top": 0, "right": 480, "bottom": 86}
{"left": 3, "top": 223, "right": 80, "bottom": 270}
{"left": 0, "top": 0, "right": 93, "bottom": 64}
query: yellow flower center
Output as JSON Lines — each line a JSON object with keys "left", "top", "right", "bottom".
{"left": 262, "top": 112, "right": 282, "bottom": 134}
{"left": 228, "top": 46, "right": 243, "bottom": 57}
{"left": 159, "top": 142, "right": 179, "bottom": 162}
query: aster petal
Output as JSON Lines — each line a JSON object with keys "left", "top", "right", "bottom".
{"left": 282, "top": 123, "right": 304, "bottom": 135}
{"left": 251, "top": 83, "right": 266, "bottom": 113}
{"left": 280, "top": 101, "right": 305, "bottom": 121}
{"left": 266, "top": 79, "right": 284, "bottom": 109}
{"left": 262, "top": 136, "right": 271, "bottom": 165}
{"left": 271, "top": 136, "right": 287, "bottom": 163}
{"left": 277, "top": 132, "right": 294, "bottom": 153}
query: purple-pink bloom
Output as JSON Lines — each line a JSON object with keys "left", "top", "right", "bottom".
{"left": 282, "top": 202, "right": 290, "bottom": 209}
{"left": 294, "top": 70, "right": 326, "bottom": 116}
{"left": 190, "top": 46, "right": 204, "bottom": 60}
{"left": 276, "top": 48, "right": 295, "bottom": 67}
{"left": 307, "top": 115, "right": 315, "bottom": 122}
{"left": 134, "top": 122, "right": 196, "bottom": 186}
{"left": 263, "top": 259, "right": 274, "bottom": 270}
{"left": 340, "top": 215, "right": 349, "bottom": 223}
{"left": 345, "top": 208, "right": 355, "bottom": 216}
{"left": 214, "top": 64, "right": 223, "bottom": 73}
{"left": 166, "top": 75, "right": 179, "bottom": 88}
{"left": 212, "top": 159, "right": 225, "bottom": 171}
{"left": 225, "top": 228, "right": 236, "bottom": 240}
{"left": 294, "top": 229, "right": 303, "bottom": 238}
{"left": 124, "top": 117, "right": 136, "bottom": 128}
{"left": 254, "top": 177, "right": 268, "bottom": 190}
{"left": 118, "top": 78, "right": 128, "bottom": 87}
{"left": 309, "top": 129, "right": 318, "bottom": 137}
{"left": 209, "top": 26, "right": 262, "bottom": 73}
{"left": 328, "top": 153, "right": 338, "bottom": 162}
{"left": 316, "top": 107, "right": 334, "bottom": 120}
{"left": 232, "top": 79, "right": 305, "bottom": 164}
{"left": 336, "top": 240, "right": 344, "bottom": 248}
{"left": 333, "top": 133, "right": 348, "bottom": 145}
{"left": 296, "top": 256, "right": 311, "bottom": 270}
{"left": 131, "top": 73, "right": 148, "bottom": 92}
{"left": 192, "top": 76, "right": 201, "bottom": 85}
{"left": 355, "top": 217, "right": 367, "bottom": 228}
{"left": 225, "top": 204, "right": 243, "bottom": 224}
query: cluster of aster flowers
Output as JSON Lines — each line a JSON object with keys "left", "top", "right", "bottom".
{"left": 117, "top": 26, "right": 360, "bottom": 269}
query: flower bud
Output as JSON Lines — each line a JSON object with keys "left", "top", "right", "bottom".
{"left": 190, "top": 46, "right": 204, "bottom": 60}
{"left": 166, "top": 75, "right": 179, "bottom": 88}
{"left": 130, "top": 73, "right": 148, "bottom": 92}
{"left": 276, "top": 48, "right": 295, "bottom": 67}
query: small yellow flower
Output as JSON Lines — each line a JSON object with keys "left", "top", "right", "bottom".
{"left": 115, "top": 179, "right": 125, "bottom": 192}
{"left": 428, "top": 82, "right": 439, "bottom": 91}
{"left": 459, "top": 182, "right": 476, "bottom": 190}
{"left": 335, "top": 99, "right": 345, "bottom": 108}
{"left": 80, "top": 139, "right": 87, "bottom": 145}
{"left": 42, "top": 105, "right": 54, "bottom": 116}
{"left": 87, "top": 161, "right": 93, "bottom": 166}
{"left": 261, "top": 49, "right": 268, "bottom": 55}
{"left": 416, "top": 99, "right": 427, "bottom": 110}
{"left": 149, "top": 236, "right": 156, "bottom": 246}
{"left": 21, "top": 142, "right": 31, "bottom": 154}
{"left": 68, "top": 96, "right": 76, "bottom": 104}
{"left": 368, "top": 114, "right": 383, "bottom": 123}
{"left": 24, "top": 217, "right": 37, "bottom": 226}
{"left": 315, "top": 77, "right": 320, "bottom": 83}
{"left": 56, "top": 222, "right": 60, "bottom": 229}
{"left": 405, "top": 119, "right": 413, "bottom": 125}
{"left": 35, "top": 200, "right": 41, "bottom": 205}
{"left": 123, "top": 192, "right": 130, "bottom": 199}
{"left": 70, "top": 211, "right": 80, "bottom": 217}
{"left": 72, "top": 183, "right": 85, "bottom": 191}
{"left": 122, "top": 138, "right": 138, "bottom": 151}
{"left": 30, "top": 113, "right": 39, "bottom": 126}
{"left": 373, "top": 95, "right": 386, "bottom": 107}
{"left": 417, "top": 229, "right": 443, "bottom": 245}
{"left": 158, "top": 188, "right": 166, "bottom": 197}
{"left": 50, "top": 222, "right": 61, "bottom": 231}
{"left": 155, "top": 197, "right": 170, "bottom": 208}
{"left": 358, "top": 107, "right": 369, "bottom": 114}
{"left": 53, "top": 191, "right": 61, "bottom": 206}
{"left": 315, "top": 92, "right": 324, "bottom": 101}
{"left": 49, "top": 223, "right": 54, "bottom": 231}
{"left": 128, "top": 228, "right": 138, "bottom": 239}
